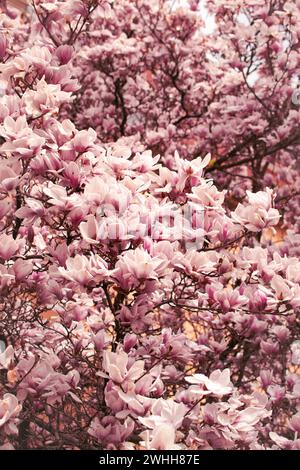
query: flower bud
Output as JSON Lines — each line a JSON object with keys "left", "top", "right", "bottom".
{"left": 260, "top": 370, "right": 273, "bottom": 389}
{"left": 55, "top": 45, "right": 73, "bottom": 65}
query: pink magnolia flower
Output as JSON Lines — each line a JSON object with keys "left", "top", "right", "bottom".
{"left": 55, "top": 45, "right": 73, "bottom": 65}
{"left": 139, "top": 399, "right": 188, "bottom": 430}
{"left": 173, "top": 250, "right": 219, "bottom": 277}
{"left": 189, "top": 179, "right": 225, "bottom": 207}
{"left": 17, "top": 359, "right": 74, "bottom": 404}
{"left": 22, "top": 79, "right": 72, "bottom": 117}
{"left": 0, "top": 115, "right": 45, "bottom": 158}
{"left": 58, "top": 254, "right": 111, "bottom": 286}
{"left": 203, "top": 403, "right": 218, "bottom": 425}
{"left": 142, "top": 424, "right": 182, "bottom": 450}
{"left": 44, "top": 183, "right": 81, "bottom": 210}
{"left": 291, "top": 341, "right": 300, "bottom": 365}
{"left": 259, "top": 370, "right": 273, "bottom": 389}
{"left": 0, "top": 265, "right": 14, "bottom": 290}
{"left": 58, "top": 254, "right": 93, "bottom": 285}
{"left": 176, "top": 152, "right": 211, "bottom": 180}
{"left": 232, "top": 188, "right": 280, "bottom": 231}
{"left": 102, "top": 350, "right": 144, "bottom": 385}
{"left": 83, "top": 177, "right": 109, "bottom": 205}
{"left": 186, "top": 369, "right": 233, "bottom": 396}
{"left": 80, "top": 213, "right": 138, "bottom": 243}
{"left": 114, "top": 248, "right": 169, "bottom": 290}
{"left": 269, "top": 432, "right": 294, "bottom": 450}
{"left": 272, "top": 325, "right": 290, "bottom": 343}
{"left": 1, "top": 0, "right": 300, "bottom": 452}
{"left": 207, "top": 284, "right": 248, "bottom": 312}
{"left": 131, "top": 150, "right": 160, "bottom": 173}
{"left": 15, "top": 199, "right": 46, "bottom": 224}
{"left": 0, "top": 164, "right": 20, "bottom": 191}
{"left": 0, "top": 394, "right": 21, "bottom": 429}
{"left": 0, "top": 234, "right": 18, "bottom": 260}
{"left": 247, "top": 188, "right": 275, "bottom": 208}
{"left": 117, "top": 298, "right": 152, "bottom": 332}
{"left": 0, "top": 345, "right": 14, "bottom": 369}
{"left": 117, "top": 389, "right": 153, "bottom": 417}
{"left": 0, "top": 33, "right": 7, "bottom": 59}
{"left": 270, "top": 274, "right": 300, "bottom": 307}
{"left": 232, "top": 406, "right": 270, "bottom": 433}
{"left": 267, "top": 384, "right": 285, "bottom": 402}
{"left": 289, "top": 412, "right": 300, "bottom": 434}
{"left": 249, "top": 289, "right": 268, "bottom": 312}
{"left": 12, "top": 259, "right": 33, "bottom": 281}
{"left": 88, "top": 416, "right": 134, "bottom": 448}
{"left": 0, "top": 200, "right": 11, "bottom": 218}
{"left": 0, "top": 442, "right": 15, "bottom": 450}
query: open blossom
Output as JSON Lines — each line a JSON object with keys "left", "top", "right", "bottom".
{"left": 139, "top": 399, "right": 188, "bottom": 430}
{"left": 22, "top": 79, "right": 72, "bottom": 117}
{"left": 207, "top": 284, "right": 248, "bottom": 312}
{"left": 232, "top": 188, "right": 280, "bottom": 231}
{"left": 173, "top": 250, "right": 219, "bottom": 277}
{"left": 249, "top": 289, "right": 268, "bottom": 312}
{"left": 16, "top": 359, "right": 77, "bottom": 404}
{"left": 233, "top": 204, "right": 280, "bottom": 231}
{"left": 0, "top": 234, "right": 18, "bottom": 260}
{"left": 189, "top": 179, "right": 225, "bottom": 207}
{"left": 80, "top": 213, "right": 140, "bottom": 243}
{"left": 0, "top": 164, "right": 20, "bottom": 191}
{"left": 141, "top": 424, "right": 182, "bottom": 450}
{"left": 0, "top": 345, "right": 14, "bottom": 369}
{"left": 138, "top": 399, "right": 188, "bottom": 450}
{"left": 58, "top": 254, "right": 111, "bottom": 285}
{"left": 102, "top": 350, "right": 144, "bottom": 385}
{"left": 15, "top": 199, "right": 46, "bottom": 224}
{"left": 186, "top": 369, "right": 233, "bottom": 396}
{"left": 61, "top": 128, "right": 97, "bottom": 153}
{"left": 88, "top": 416, "right": 134, "bottom": 448}
{"left": 0, "top": 115, "right": 45, "bottom": 158}
{"left": 83, "top": 177, "right": 109, "bottom": 205}
{"left": 43, "top": 183, "right": 82, "bottom": 210}
{"left": 0, "top": 394, "right": 21, "bottom": 430}
{"left": 269, "top": 432, "right": 295, "bottom": 450}
{"left": 114, "top": 248, "right": 169, "bottom": 289}
{"left": 270, "top": 274, "right": 300, "bottom": 308}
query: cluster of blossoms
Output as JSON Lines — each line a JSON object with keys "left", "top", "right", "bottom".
{"left": 0, "top": 0, "right": 299, "bottom": 450}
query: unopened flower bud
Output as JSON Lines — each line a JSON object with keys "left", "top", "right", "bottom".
{"left": 55, "top": 45, "right": 73, "bottom": 64}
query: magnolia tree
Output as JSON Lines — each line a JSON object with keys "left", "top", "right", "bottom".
{"left": 0, "top": 0, "right": 300, "bottom": 451}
